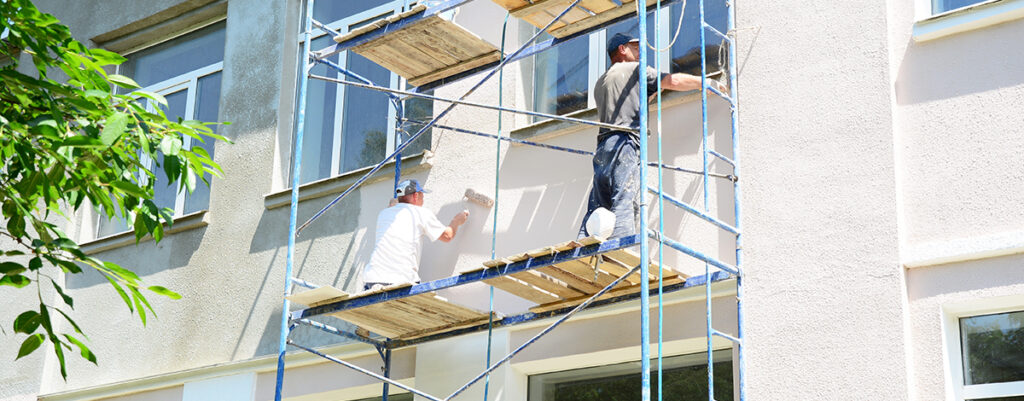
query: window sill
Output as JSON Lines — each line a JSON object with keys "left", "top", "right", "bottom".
{"left": 80, "top": 210, "right": 211, "bottom": 255}
{"left": 263, "top": 150, "right": 434, "bottom": 210}
{"left": 510, "top": 90, "right": 705, "bottom": 145}
{"left": 913, "top": 0, "right": 1024, "bottom": 42}
{"left": 902, "top": 229, "right": 1024, "bottom": 268}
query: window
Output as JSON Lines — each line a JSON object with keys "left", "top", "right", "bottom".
{"left": 934, "top": 0, "right": 989, "bottom": 14}
{"left": 95, "top": 22, "right": 225, "bottom": 238}
{"left": 528, "top": 350, "right": 733, "bottom": 401}
{"left": 526, "top": 1, "right": 729, "bottom": 122}
{"left": 958, "top": 310, "right": 1024, "bottom": 400}
{"left": 293, "top": 0, "right": 432, "bottom": 185}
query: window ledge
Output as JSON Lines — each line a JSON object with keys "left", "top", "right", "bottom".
{"left": 263, "top": 150, "right": 434, "bottom": 210}
{"left": 902, "top": 228, "right": 1024, "bottom": 268}
{"left": 913, "top": 0, "right": 1024, "bottom": 42}
{"left": 80, "top": 210, "right": 210, "bottom": 255}
{"left": 510, "top": 90, "right": 705, "bottom": 144}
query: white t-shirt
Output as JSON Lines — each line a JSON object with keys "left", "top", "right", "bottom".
{"left": 363, "top": 203, "right": 447, "bottom": 284}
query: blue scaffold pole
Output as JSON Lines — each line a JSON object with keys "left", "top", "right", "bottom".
{"left": 726, "top": 0, "right": 745, "bottom": 398}
{"left": 698, "top": 0, "right": 714, "bottom": 399}
{"left": 275, "top": 0, "right": 315, "bottom": 399}
{"left": 638, "top": 3, "right": 652, "bottom": 401}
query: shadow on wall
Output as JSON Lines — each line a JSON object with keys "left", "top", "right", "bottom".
{"left": 895, "top": 20, "right": 1024, "bottom": 105}
{"left": 66, "top": 226, "right": 208, "bottom": 289}
{"left": 247, "top": 190, "right": 365, "bottom": 357}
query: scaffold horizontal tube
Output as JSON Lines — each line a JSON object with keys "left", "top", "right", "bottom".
{"left": 290, "top": 277, "right": 320, "bottom": 289}
{"left": 711, "top": 329, "right": 742, "bottom": 344}
{"left": 702, "top": 22, "right": 733, "bottom": 44}
{"left": 649, "top": 230, "right": 740, "bottom": 276}
{"left": 707, "top": 84, "right": 734, "bottom": 105}
{"left": 646, "top": 187, "right": 739, "bottom": 235}
{"left": 294, "top": 318, "right": 384, "bottom": 347}
{"left": 708, "top": 149, "right": 735, "bottom": 167}
{"left": 310, "top": 74, "right": 637, "bottom": 133}
{"left": 287, "top": 340, "right": 444, "bottom": 401}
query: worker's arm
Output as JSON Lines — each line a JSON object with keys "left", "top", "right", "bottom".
{"left": 660, "top": 73, "right": 727, "bottom": 93}
{"left": 438, "top": 210, "right": 470, "bottom": 243}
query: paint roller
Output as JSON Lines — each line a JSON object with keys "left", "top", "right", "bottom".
{"left": 463, "top": 188, "right": 495, "bottom": 208}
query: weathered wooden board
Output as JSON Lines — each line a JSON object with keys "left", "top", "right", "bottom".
{"left": 492, "top": 0, "right": 652, "bottom": 38}
{"left": 286, "top": 286, "right": 349, "bottom": 307}
{"left": 330, "top": 292, "right": 490, "bottom": 339}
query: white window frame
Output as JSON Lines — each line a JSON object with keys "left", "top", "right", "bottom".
{"left": 913, "top": 0, "right": 1024, "bottom": 42}
{"left": 94, "top": 29, "right": 224, "bottom": 238}
{"left": 942, "top": 294, "right": 1024, "bottom": 400}
{"left": 297, "top": 1, "right": 417, "bottom": 178}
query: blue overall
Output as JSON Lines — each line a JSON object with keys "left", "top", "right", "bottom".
{"left": 578, "top": 131, "right": 641, "bottom": 239}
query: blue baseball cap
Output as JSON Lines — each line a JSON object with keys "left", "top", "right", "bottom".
{"left": 396, "top": 179, "right": 430, "bottom": 196}
{"left": 607, "top": 32, "right": 638, "bottom": 56}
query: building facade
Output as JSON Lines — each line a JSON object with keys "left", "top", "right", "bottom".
{"left": 2, "top": 0, "right": 1023, "bottom": 400}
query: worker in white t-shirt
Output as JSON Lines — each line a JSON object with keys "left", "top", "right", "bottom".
{"left": 362, "top": 179, "right": 469, "bottom": 291}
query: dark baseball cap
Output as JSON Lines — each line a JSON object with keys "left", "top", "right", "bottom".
{"left": 607, "top": 32, "right": 639, "bottom": 56}
{"left": 396, "top": 179, "right": 430, "bottom": 196}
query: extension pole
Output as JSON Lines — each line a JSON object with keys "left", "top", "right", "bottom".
{"left": 638, "top": 4, "right": 652, "bottom": 401}
{"left": 275, "top": 0, "right": 315, "bottom": 399}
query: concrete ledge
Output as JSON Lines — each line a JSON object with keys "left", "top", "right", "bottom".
{"left": 903, "top": 229, "right": 1024, "bottom": 268}
{"left": 80, "top": 210, "right": 210, "bottom": 255}
{"left": 91, "top": 0, "right": 227, "bottom": 53}
{"left": 263, "top": 150, "right": 434, "bottom": 210}
{"left": 913, "top": 0, "right": 1024, "bottom": 42}
{"left": 510, "top": 89, "right": 704, "bottom": 144}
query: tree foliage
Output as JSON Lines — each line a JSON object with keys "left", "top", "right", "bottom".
{"left": 1, "top": 0, "right": 229, "bottom": 378}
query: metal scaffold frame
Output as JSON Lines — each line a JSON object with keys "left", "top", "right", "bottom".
{"left": 275, "top": 0, "right": 744, "bottom": 400}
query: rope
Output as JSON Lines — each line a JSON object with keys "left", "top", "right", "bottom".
{"left": 638, "top": 0, "right": 687, "bottom": 52}
{"left": 483, "top": 12, "right": 510, "bottom": 401}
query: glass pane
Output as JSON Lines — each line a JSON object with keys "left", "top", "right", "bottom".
{"left": 153, "top": 90, "right": 188, "bottom": 211}
{"left": 120, "top": 22, "right": 226, "bottom": 89}
{"left": 399, "top": 83, "right": 432, "bottom": 157}
{"left": 184, "top": 71, "right": 222, "bottom": 214}
{"left": 95, "top": 196, "right": 131, "bottom": 238}
{"left": 294, "top": 35, "right": 339, "bottom": 184}
{"left": 312, "top": 0, "right": 394, "bottom": 24}
{"left": 934, "top": 0, "right": 986, "bottom": 14}
{"left": 340, "top": 52, "right": 390, "bottom": 172}
{"left": 961, "top": 310, "right": 1024, "bottom": 385}
{"left": 529, "top": 351, "right": 733, "bottom": 401}
{"left": 533, "top": 31, "right": 589, "bottom": 119}
{"left": 669, "top": 1, "right": 729, "bottom": 77}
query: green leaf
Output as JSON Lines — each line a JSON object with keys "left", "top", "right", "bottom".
{"left": 28, "top": 257, "right": 42, "bottom": 270}
{"left": 53, "top": 338, "right": 67, "bottom": 379}
{"left": 102, "top": 261, "right": 140, "bottom": 282}
{"left": 88, "top": 48, "right": 125, "bottom": 66}
{"left": 83, "top": 89, "right": 108, "bottom": 98}
{"left": 51, "top": 279, "right": 74, "bottom": 308}
{"left": 108, "top": 74, "right": 140, "bottom": 89}
{"left": 62, "top": 334, "right": 97, "bottom": 364}
{"left": 132, "top": 291, "right": 147, "bottom": 326}
{"left": 0, "top": 275, "right": 31, "bottom": 288}
{"left": 13, "top": 311, "right": 41, "bottom": 334}
{"left": 159, "top": 135, "right": 182, "bottom": 156}
{"left": 106, "top": 276, "right": 133, "bottom": 313}
{"left": 148, "top": 285, "right": 181, "bottom": 300}
{"left": 109, "top": 180, "right": 147, "bottom": 198}
{"left": 54, "top": 308, "right": 86, "bottom": 338}
{"left": 0, "top": 262, "right": 26, "bottom": 275}
{"left": 100, "top": 111, "right": 129, "bottom": 146}
{"left": 16, "top": 334, "right": 45, "bottom": 360}
{"left": 134, "top": 90, "right": 167, "bottom": 107}
{"left": 61, "top": 135, "right": 105, "bottom": 148}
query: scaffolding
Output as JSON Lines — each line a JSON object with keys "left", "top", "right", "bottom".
{"left": 275, "top": 0, "right": 743, "bottom": 400}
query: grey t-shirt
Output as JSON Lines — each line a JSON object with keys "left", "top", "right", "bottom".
{"left": 594, "top": 62, "right": 664, "bottom": 137}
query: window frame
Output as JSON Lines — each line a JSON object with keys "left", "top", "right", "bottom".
{"left": 294, "top": 0, "right": 419, "bottom": 181}
{"left": 943, "top": 295, "right": 1024, "bottom": 400}
{"left": 913, "top": 0, "right": 1024, "bottom": 42}
{"left": 94, "top": 23, "right": 225, "bottom": 239}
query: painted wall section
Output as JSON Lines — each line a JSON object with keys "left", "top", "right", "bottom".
{"left": 182, "top": 373, "right": 256, "bottom": 401}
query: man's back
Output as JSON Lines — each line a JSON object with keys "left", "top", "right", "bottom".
{"left": 363, "top": 203, "right": 446, "bottom": 284}
{"left": 594, "top": 61, "right": 661, "bottom": 135}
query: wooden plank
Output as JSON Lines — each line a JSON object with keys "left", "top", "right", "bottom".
{"left": 485, "top": 276, "right": 561, "bottom": 304}
{"left": 354, "top": 39, "right": 433, "bottom": 78}
{"left": 332, "top": 308, "right": 414, "bottom": 338}
{"left": 548, "top": 0, "right": 656, "bottom": 38}
{"left": 554, "top": 259, "right": 625, "bottom": 288}
{"left": 285, "top": 286, "right": 349, "bottom": 307}
{"left": 509, "top": 270, "right": 584, "bottom": 299}
{"left": 510, "top": 0, "right": 563, "bottom": 18}
{"left": 395, "top": 20, "right": 464, "bottom": 65}
{"left": 409, "top": 50, "right": 501, "bottom": 86}
{"left": 536, "top": 265, "right": 605, "bottom": 293}
{"left": 428, "top": 18, "right": 496, "bottom": 58}
{"left": 490, "top": 0, "right": 531, "bottom": 10}
{"left": 333, "top": 4, "right": 428, "bottom": 44}
{"left": 542, "top": 3, "right": 593, "bottom": 26}
{"left": 377, "top": 35, "right": 447, "bottom": 73}
{"left": 482, "top": 258, "right": 511, "bottom": 268}
{"left": 400, "top": 294, "right": 489, "bottom": 322}
{"left": 580, "top": 0, "right": 617, "bottom": 14}
{"left": 391, "top": 30, "right": 459, "bottom": 68}
{"left": 528, "top": 276, "right": 687, "bottom": 314}
{"left": 596, "top": 255, "right": 645, "bottom": 284}
{"left": 395, "top": 314, "right": 494, "bottom": 340}
{"left": 526, "top": 246, "right": 557, "bottom": 258}
{"left": 578, "top": 236, "right": 604, "bottom": 246}
{"left": 603, "top": 249, "right": 689, "bottom": 280}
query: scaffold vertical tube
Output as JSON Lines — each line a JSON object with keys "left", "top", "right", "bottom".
{"left": 275, "top": 0, "right": 315, "bottom": 399}
{"left": 727, "top": 0, "right": 745, "bottom": 399}
{"left": 638, "top": 4, "right": 652, "bottom": 401}
{"left": 698, "top": 0, "right": 716, "bottom": 399}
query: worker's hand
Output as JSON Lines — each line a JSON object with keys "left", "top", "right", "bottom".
{"left": 451, "top": 210, "right": 469, "bottom": 226}
{"left": 707, "top": 78, "right": 728, "bottom": 96}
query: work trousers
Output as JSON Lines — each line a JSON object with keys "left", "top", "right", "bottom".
{"left": 578, "top": 131, "right": 641, "bottom": 240}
